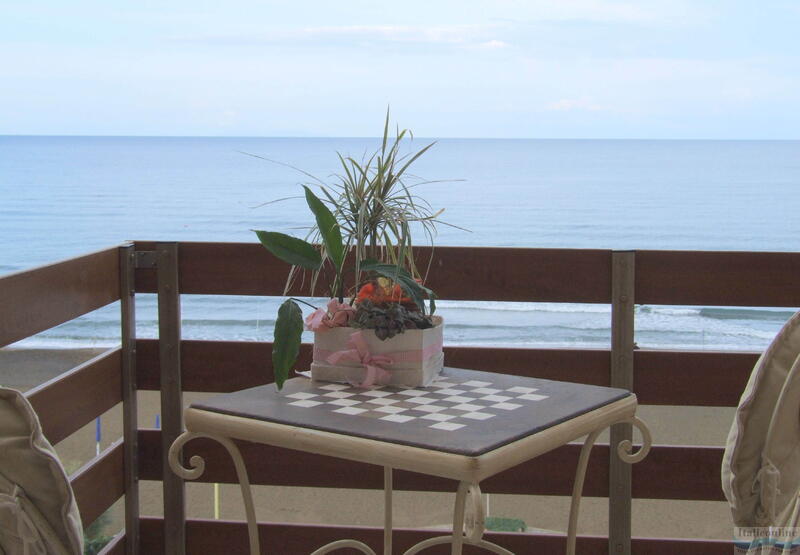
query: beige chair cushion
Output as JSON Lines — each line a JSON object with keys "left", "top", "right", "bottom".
{"left": 759, "top": 346, "right": 800, "bottom": 528}
{"left": 722, "top": 310, "right": 800, "bottom": 527}
{"left": 0, "top": 388, "right": 82, "bottom": 555}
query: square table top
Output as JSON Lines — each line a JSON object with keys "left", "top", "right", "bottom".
{"left": 191, "top": 367, "right": 631, "bottom": 457}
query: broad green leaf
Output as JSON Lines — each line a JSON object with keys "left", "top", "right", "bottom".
{"left": 303, "top": 186, "right": 344, "bottom": 272}
{"left": 254, "top": 230, "right": 321, "bottom": 270}
{"left": 360, "top": 260, "right": 437, "bottom": 315}
{"left": 272, "top": 299, "right": 304, "bottom": 390}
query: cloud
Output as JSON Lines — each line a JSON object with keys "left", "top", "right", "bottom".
{"left": 477, "top": 40, "right": 510, "bottom": 49}
{"left": 495, "top": 0, "right": 706, "bottom": 24}
{"left": 170, "top": 23, "right": 511, "bottom": 50}
{"left": 300, "top": 24, "right": 493, "bottom": 44}
{"left": 546, "top": 98, "right": 606, "bottom": 112}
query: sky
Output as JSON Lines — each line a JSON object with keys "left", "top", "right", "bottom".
{"left": 2, "top": 1, "right": 799, "bottom": 139}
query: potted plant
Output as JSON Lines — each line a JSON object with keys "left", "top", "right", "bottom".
{"left": 254, "top": 112, "right": 448, "bottom": 390}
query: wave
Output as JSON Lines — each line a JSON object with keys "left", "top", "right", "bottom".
{"left": 637, "top": 306, "right": 796, "bottom": 320}
{"left": 10, "top": 295, "right": 793, "bottom": 353}
{"left": 436, "top": 301, "right": 611, "bottom": 314}
{"left": 637, "top": 306, "right": 699, "bottom": 316}
{"left": 433, "top": 302, "right": 794, "bottom": 322}
{"left": 182, "top": 318, "right": 277, "bottom": 327}
{"left": 697, "top": 307, "right": 797, "bottom": 321}
{"left": 10, "top": 336, "right": 120, "bottom": 349}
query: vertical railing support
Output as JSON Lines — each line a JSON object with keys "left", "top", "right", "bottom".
{"left": 119, "top": 244, "right": 139, "bottom": 555}
{"left": 157, "top": 242, "right": 186, "bottom": 555}
{"left": 609, "top": 250, "right": 635, "bottom": 555}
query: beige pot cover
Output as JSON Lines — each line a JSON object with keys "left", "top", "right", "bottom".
{"left": 722, "top": 310, "right": 800, "bottom": 528}
{"left": 0, "top": 388, "right": 83, "bottom": 555}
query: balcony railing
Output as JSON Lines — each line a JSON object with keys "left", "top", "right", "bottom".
{"left": 2, "top": 241, "right": 799, "bottom": 554}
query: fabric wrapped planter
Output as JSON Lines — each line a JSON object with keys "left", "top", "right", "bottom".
{"left": 311, "top": 316, "right": 444, "bottom": 388}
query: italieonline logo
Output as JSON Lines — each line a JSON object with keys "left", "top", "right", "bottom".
{"left": 736, "top": 527, "right": 800, "bottom": 539}
{"left": 734, "top": 527, "right": 800, "bottom": 554}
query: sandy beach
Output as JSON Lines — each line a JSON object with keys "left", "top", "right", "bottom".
{"left": 0, "top": 347, "right": 737, "bottom": 542}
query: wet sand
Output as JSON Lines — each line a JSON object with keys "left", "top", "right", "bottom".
{"left": 0, "top": 347, "right": 737, "bottom": 543}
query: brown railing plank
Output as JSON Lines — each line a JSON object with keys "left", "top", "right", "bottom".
{"left": 71, "top": 440, "right": 125, "bottom": 529}
{"left": 137, "top": 339, "right": 754, "bottom": 407}
{"left": 0, "top": 247, "right": 120, "bottom": 347}
{"left": 630, "top": 537, "right": 732, "bottom": 555}
{"left": 97, "top": 533, "right": 125, "bottom": 555}
{"left": 421, "top": 246, "right": 612, "bottom": 303}
{"left": 135, "top": 339, "right": 610, "bottom": 392}
{"left": 138, "top": 517, "right": 732, "bottom": 555}
{"left": 632, "top": 445, "right": 724, "bottom": 501}
{"left": 139, "top": 428, "right": 607, "bottom": 496}
{"left": 637, "top": 250, "right": 800, "bottom": 307}
{"left": 134, "top": 242, "right": 613, "bottom": 302}
{"left": 140, "top": 429, "right": 722, "bottom": 501}
{"left": 634, "top": 350, "right": 756, "bottom": 406}
{"left": 135, "top": 338, "right": 275, "bottom": 392}
{"left": 133, "top": 241, "right": 800, "bottom": 307}
{"left": 444, "top": 345, "right": 610, "bottom": 385}
{"left": 26, "top": 348, "right": 122, "bottom": 444}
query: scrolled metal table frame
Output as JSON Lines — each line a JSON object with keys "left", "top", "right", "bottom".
{"left": 168, "top": 415, "right": 651, "bottom": 555}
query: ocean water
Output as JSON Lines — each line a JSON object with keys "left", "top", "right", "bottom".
{"left": 1, "top": 136, "right": 799, "bottom": 351}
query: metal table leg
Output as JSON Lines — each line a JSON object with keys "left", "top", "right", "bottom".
{"left": 384, "top": 466, "right": 393, "bottom": 555}
{"left": 403, "top": 481, "right": 513, "bottom": 555}
{"left": 168, "top": 431, "right": 261, "bottom": 555}
{"left": 566, "top": 416, "right": 652, "bottom": 555}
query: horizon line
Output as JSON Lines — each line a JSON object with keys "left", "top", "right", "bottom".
{"left": 2, "top": 133, "right": 799, "bottom": 142}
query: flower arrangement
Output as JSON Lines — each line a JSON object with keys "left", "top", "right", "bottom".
{"left": 254, "top": 112, "right": 448, "bottom": 389}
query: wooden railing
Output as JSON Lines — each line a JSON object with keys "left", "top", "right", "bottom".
{"left": 2, "top": 241, "right": 799, "bottom": 554}
{"left": 0, "top": 247, "right": 129, "bottom": 555}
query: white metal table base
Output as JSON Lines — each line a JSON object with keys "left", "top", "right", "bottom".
{"left": 168, "top": 431, "right": 261, "bottom": 554}
{"left": 168, "top": 415, "right": 651, "bottom": 555}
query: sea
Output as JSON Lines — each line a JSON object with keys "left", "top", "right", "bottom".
{"left": 2, "top": 136, "right": 799, "bottom": 352}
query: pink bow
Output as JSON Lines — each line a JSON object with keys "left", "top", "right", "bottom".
{"left": 327, "top": 331, "right": 394, "bottom": 388}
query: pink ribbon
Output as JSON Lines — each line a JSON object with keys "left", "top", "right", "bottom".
{"left": 326, "top": 331, "right": 395, "bottom": 388}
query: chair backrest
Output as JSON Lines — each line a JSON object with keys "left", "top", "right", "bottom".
{"left": 722, "top": 310, "right": 800, "bottom": 527}
{"left": 0, "top": 388, "right": 83, "bottom": 555}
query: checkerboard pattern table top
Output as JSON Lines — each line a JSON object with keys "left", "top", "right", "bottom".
{"left": 191, "top": 367, "right": 631, "bottom": 456}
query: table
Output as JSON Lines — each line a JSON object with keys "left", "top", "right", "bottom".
{"left": 169, "top": 367, "right": 651, "bottom": 554}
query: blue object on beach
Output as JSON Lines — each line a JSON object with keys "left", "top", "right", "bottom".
{"left": 95, "top": 417, "right": 101, "bottom": 443}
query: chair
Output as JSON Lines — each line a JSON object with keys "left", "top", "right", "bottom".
{"left": 722, "top": 311, "right": 800, "bottom": 548}
{"left": 0, "top": 387, "right": 83, "bottom": 555}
